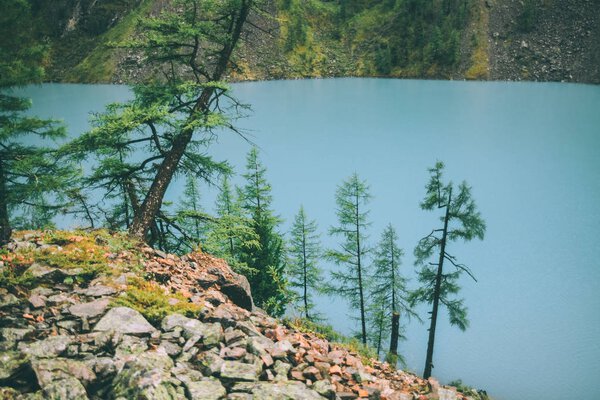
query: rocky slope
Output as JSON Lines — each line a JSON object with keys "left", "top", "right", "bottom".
{"left": 30, "top": 0, "right": 600, "bottom": 84}
{"left": 0, "top": 231, "right": 489, "bottom": 400}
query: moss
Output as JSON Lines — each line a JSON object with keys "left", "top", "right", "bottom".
{"left": 465, "top": 0, "right": 490, "bottom": 80}
{"left": 67, "top": 0, "right": 156, "bottom": 82}
{"left": 113, "top": 277, "right": 202, "bottom": 325}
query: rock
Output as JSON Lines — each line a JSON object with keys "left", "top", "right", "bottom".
{"left": 273, "top": 360, "right": 291, "bottom": 381}
{"left": 196, "top": 350, "right": 225, "bottom": 376}
{"left": 251, "top": 381, "right": 325, "bottom": 399}
{"left": 0, "top": 351, "right": 29, "bottom": 380}
{"left": 42, "top": 377, "right": 89, "bottom": 400}
{"left": 112, "top": 350, "right": 184, "bottom": 399}
{"left": 220, "top": 361, "right": 260, "bottom": 381}
{"left": 0, "top": 293, "right": 19, "bottom": 308}
{"left": 69, "top": 298, "right": 110, "bottom": 319}
{"left": 221, "top": 346, "right": 247, "bottom": 360}
{"left": 312, "top": 380, "right": 336, "bottom": 399}
{"left": 28, "top": 294, "right": 46, "bottom": 308}
{"left": 0, "top": 327, "right": 34, "bottom": 346}
{"left": 161, "top": 313, "right": 222, "bottom": 347}
{"left": 24, "top": 263, "right": 62, "bottom": 281}
{"left": 437, "top": 387, "right": 458, "bottom": 400}
{"left": 18, "top": 335, "right": 72, "bottom": 358}
{"left": 31, "top": 358, "right": 96, "bottom": 388}
{"left": 75, "top": 285, "right": 117, "bottom": 297}
{"left": 94, "top": 307, "right": 156, "bottom": 335}
{"left": 183, "top": 377, "right": 227, "bottom": 400}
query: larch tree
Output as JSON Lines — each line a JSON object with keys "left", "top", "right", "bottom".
{"left": 0, "top": 0, "right": 75, "bottom": 244}
{"left": 411, "top": 161, "right": 486, "bottom": 379}
{"left": 327, "top": 173, "right": 372, "bottom": 344}
{"left": 239, "top": 148, "right": 289, "bottom": 316}
{"left": 288, "top": 205, "right": 323, "bottom": 320}
{"left": 204, "top": 175, "right": 258, "bottom": 274}
{"left": 64, "top": 0, "right": 254, "bottom": 243}
{"left": 369, "top": 224, "right": 417, "bottom": 364}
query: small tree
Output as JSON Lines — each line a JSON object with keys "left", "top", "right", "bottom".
{"left": 411, "top": 161, "right": 486, "bottom": 379}
{"left": 370, "top": 224, "right": 417, "bottom": 362}
{"left": 204, "top": 175, "right": 258, "bottom": 274}
{"left": 239, "top": 148, "right": 289, "bottom": 316}
{"left": 288, "top": 206, "right": 323, "bottom": 320}
{"left": 327, "top": 173, "right": 372, "bottom": 344}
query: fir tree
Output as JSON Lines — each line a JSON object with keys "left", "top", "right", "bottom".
{"left": 370, "top": 224, "right": 417, "bottom": 363}
{"left": 288, "top": 206, "right": 323, "bottom": 320}
{"left": 239, "top": 148, "right": 289, "bottom": 316}
{"left": 327, "top": 173, "right": 372, "bottom": 344}
{"left": 411, "top": 161, "right": 486, "bottom": 379}
{"left": 0, "top": 0, "right": 75, "bottom": 244}
{"left": 204, "top": 175, "right": 259, "bottom": 274}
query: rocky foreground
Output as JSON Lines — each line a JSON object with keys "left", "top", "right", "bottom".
{"left": 0, "top": 231, "right": 488, "bottom": 400}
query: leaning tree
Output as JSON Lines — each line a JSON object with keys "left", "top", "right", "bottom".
{"left": 411, "top": 161, "right": 486, "bottom": 379}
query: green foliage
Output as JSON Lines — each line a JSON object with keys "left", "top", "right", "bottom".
{"left": 203, "top": 176, "right": 259, "bottom": 275}
{"left": 326, "top": 173, "right": 372, "bottom": 343}
{"left": 113, "top": 277, "right": 202, "bottom": 325}
{"left": 287, "top": 206, "right": 323, "bottom": 320}
{"left": 517, "top": 0, "right": 539, "bottom": 33}
{"left": 239, "top": 148, "right": 290, "bottom": 317}
{"left": 0, "top": 9, "right": 77, "bottom": 243}
{"left": 284, "top": 317, "right": 344, "bottom": 342}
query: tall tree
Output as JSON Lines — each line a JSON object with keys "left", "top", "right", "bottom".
{"left": 370, "top": 224, "right": 417, "bottom": 361}
{"left": 288, "top": 206, "right": 323, "bottom": 320}
{"left": 327, "top": 173, "right": 372, "bottom": 344}
{"left": 240, "top": 148, "right": 289, "bottom": 317}
{"left": 65, "top": 0, "right": 254, "bottom": 242}
{"left": 204, "top": 175, "right": 258, "bottom": 274}
{"left": 411, "top": 161, "right": 486, "bottom": 379}
{"left": 0, "top": 0, "right": 74, "bottom": 244}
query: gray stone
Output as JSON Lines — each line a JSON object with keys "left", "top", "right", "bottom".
{"left": 220, "top": 361, "right": 260, "bottom": 382}
{"left": 312, "top": 380, "right": 336, "bottom": 399}
{"left": 18, "top": 335, "right": 72, "bottom": 358}
{"left": 69, "top": 298, "right": 110, "bottom": 319}
{"left": 228, "top": 394, "right": 253, "bottom": 400}
{"left": 28, "top": 294, "right": 47, "bottom": 308}
{"left": 94, "top": 307, "right": 156, "bottom": 335}
{"left": 273, "top": 360, "right": 291, "bottom": 381}
{"left": 0, "top": 293, "right": 19, "bottom": 308}
{"left": 0, "top": 327, "right": 34, "bottom": 343}
{"left": 25, "top": 263, "right": 61, "bottom": 280}
{"left": 75, "top": 285, "right": 117, "bottom": 297}
{"left": 42, "top": 377, "right": 89, "bottom": 400}
{"left": 0, "top": 351, "right": 29, "bottom": 380}
{"left": 183, "top": 377, "right": 226, "bottom": 400}
{"left": 160, "top": 340, "right": 182, "bottom": 356}
{"left": 161, "top": 314, "right": 222, "bottom": 347}
{"left": 251, "top": 381, "right": 325, "bottom": 399}
{"left": 31, "top": 358, "right": 96, "bottom": 388}
{"left": 196, "top": 350, "right": 224, "bottom": 376}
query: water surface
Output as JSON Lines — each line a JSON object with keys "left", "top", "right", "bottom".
{"left": 19, "top": 78, "right": 600, "bottom": 400}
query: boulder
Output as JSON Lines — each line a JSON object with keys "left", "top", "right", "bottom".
{"left": 94, "top": 307, "right": 156, "bottom": 335}
{"left": 251, "top": 381, "right": 325, "bottom": 399}
{"left": 220, "top": 361, "right": 260, "bottom": 381}
{"left": 69, "top": 298, "right": 110, "bottom": 319}
{"left": 18, "top": 335, "right": 73, "bottom": 358}
{"left": 0, "top": 351, "right": 29, "bottom": 380}
{"left": 183, "top": 377, "right": 227, "bottom": 400}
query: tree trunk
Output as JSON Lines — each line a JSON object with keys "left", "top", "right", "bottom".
{"left": 302, "top": 222, "right": 309, "bottom": 320}
{"left": 423, "top": 189, "right": 452, "bottom": 379}
{"left": 0, "top": 160, "right": 12, "bottom": 245}
{"left": 389, "top": 311, "right": 400, "bottom": 357}
{"left": 355, "top": 190, "right": 367, "bottom": 344}
{"left": 129, "top": 0, "right": 251, "bottom": 240}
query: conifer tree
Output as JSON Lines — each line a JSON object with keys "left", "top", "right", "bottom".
{"left": 327, "top": 173, "right": 372, "bottom": 344}
{"left": 64, "top": 0, "right": 254, "bottom": 242}
{"left": 370, "top": 224, "right": 417, "bottom": 363}
{"left": 204, "top": 175, "right": 258, "bottom": 274}
{"left": 411, "top": 161, "right": 486, "bottom": 379}
{"left": 288, "top": 206, "right": 323, "bottom": 320}
{"left": 176, "top": 175, "right": 209, "bottom": 245}
{"left": 0, "top": 0, "right": 75, "bottom": 244}
{"left": 240, "top": 148, "right": 289, "bottom": 316}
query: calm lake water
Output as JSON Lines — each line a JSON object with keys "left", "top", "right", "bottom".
{"left": 19, "top": 78, "right": 600, "bottom": 400}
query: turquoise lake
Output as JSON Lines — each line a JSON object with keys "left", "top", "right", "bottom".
{"left": 18, "top": 78, "right": 600, "bottom": 400}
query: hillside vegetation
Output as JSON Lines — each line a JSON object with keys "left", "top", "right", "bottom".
{"left": 25, "top": 0, "right": 600, "bottom": 83}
